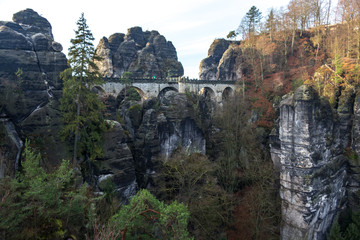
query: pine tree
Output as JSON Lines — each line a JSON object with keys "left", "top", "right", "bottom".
{"left": 244, "top": 6, "right": 262, "bottom": 36}
{"left": 0, "top": 140, "right": 91, "bottom": 239}
{"left": 60, "top": 13, "right": 106, "bottom": 164}
{"left": 227, "top": 30, "right": 237, "bottom": 39}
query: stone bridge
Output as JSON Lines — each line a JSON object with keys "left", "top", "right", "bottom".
{"left": 99, "top": 78, "right": 237, "bottom": 104}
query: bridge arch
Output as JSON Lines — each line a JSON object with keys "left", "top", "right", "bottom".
{"left": 117, "top": 86, "right": 146, "bottom": 101}
{"left": 222, "top": 87, "right": 234, "bottom": 101}
{"left": 199, "top": 87, "right": 215, "bottom": 100}
{"left": 158, "top": 86, "right": 178, "bottom": 98}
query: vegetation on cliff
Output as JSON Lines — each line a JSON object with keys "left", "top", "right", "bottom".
{"left": 60, "top": 13, "right": 106, "bottom": 163}
{"left": 0, "top": 141, "right": 91, "bottom": 239}
{"left": 0, "top": 142, "right": 192, "bottom": 240}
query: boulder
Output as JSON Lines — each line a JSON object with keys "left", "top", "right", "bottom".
{"left": 32, "top": 33, "right": 51, "bottom": 51}
{"left": 51, "top": 41, "right": 63, "bottom": 52}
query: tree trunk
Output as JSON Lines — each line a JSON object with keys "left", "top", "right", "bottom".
{"left": 73, "top": 92, "right": 81, "bottom": 165}
{"left": 291, "top": 28, "right": 295, "bottom": 56}
{"left": 357, "top": 28, "right": 360, "bottom": 63}
{"left": 73, "top": 73, "right": 83, "bottom": 165}
{"left": 284, "top": 33, "right": 288, "bottom": 81}
{"left": 326, "top": 0, "right": 332, "bottom": 25}
{"left": 347, "top": 24, "right": 351, "bottom": 58}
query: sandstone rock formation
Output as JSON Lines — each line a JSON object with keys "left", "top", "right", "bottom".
{"left": 0, "top": 9, "right": 67, "bottom": 177}
{"left": 95, "top": 120, "right": 137, "bottom": 199}
{"left": 157, "top": 91, "right": 206, "bottom": 158}
{"left": 271, "top": 85, "right": 348, "bottom": 239}
{"left": 94, "top": 27, "right": 183, "bottom": 78}
{"left": 0, "top": 9, "right": 67, "bottom": 121}
{"left": 349, "top": 90, "right": 360, "bottom": 208}
{"left": 0, "top": 10, "right": 138, "bottom": 200}
{"left": 112, "top": 91, "right": 207, "bottom": 188}
{"left": 199, "top": 38, "right": 242, "bottom": 80}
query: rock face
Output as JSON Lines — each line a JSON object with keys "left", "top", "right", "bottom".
{"left": 95, "top": 121, "right": 137, "bottom": 199}
{"left": 271, "top": 85, "right": 348, "bottom": 240}
{"left": 157, "top": 91, "right": 206, "bottom": 158}
{"left": 0, "top": 115, "right": 23, "bottom": 177}
{"left": 0, "top": 9, "right": 67, "bottom": 122}
{"left": 18, "top": 100, "right": 71, "bottom": 169}
{"left": 0, "top": 9, "right": 68, "bottom": 177}
{"left": 199, "top": 38, "right": 242, "bottom": 80}
{"left": 349, "top": 90, "right": 360, "bottom": 207}
{"left": 94, "top": 27, "right": 183, "bottom": 78}
{"left": 114, "top": 91, "right": 207, "bottom": 188}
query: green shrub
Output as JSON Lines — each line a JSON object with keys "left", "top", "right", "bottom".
{"left": 111, "top": 189, "right": 192, "bottom": 240}
{"left": 0, "top": 140, "right": 92, "bottom": 239}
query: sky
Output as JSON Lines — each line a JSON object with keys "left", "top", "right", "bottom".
{"left": 0, "top": 0, "right": 292, "bottom": 78}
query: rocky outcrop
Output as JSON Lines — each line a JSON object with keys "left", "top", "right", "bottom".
{"left": 199, "top": 38, "right": 241, "bottom": 80}
{"left": 12, "top": 9, "right": 53, "bottom": 39}
{"left": 95, "top": 121, "right": 137, "bottom": 199}
{"left": 0, "top": 9, "right": 67, "bottom": 122}
{"left": 94, "top": 27, "right": 183, "bottom": 78}
{"left": 349, "top": 90, "right": 360, "bottom": 208}
{"left": 113, "top": 91, "right": 207, "bottom": 188}
{"left": 0, "top": 9, "right": 67, "bottom": 177}
{"left": 271, "top": 85, "right": 348, "bottom": 240}
{"left": 157, "top": 91, "right": 206, "bottom": 158}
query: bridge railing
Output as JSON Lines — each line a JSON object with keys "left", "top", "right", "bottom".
{"left": 103, "top": 77, "right": 237, "bottom": 85}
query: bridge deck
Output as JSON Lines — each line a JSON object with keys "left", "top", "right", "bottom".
{"left": 103, "top": 77, "right": 237, "bottom": 85}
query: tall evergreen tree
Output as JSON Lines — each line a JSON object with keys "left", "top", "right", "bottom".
{"left": 60, "top": 13, "right": 106, "bottom": 164}
{"left": 244, "top": 6, "right": 262, "bottom": 36}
